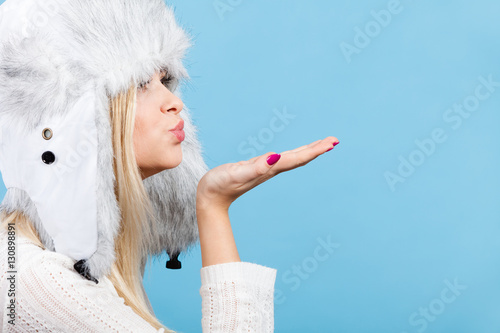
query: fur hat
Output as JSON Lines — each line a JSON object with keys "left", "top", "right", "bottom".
{"left": 0, "top": 0, "right": 208, "bottom": 282}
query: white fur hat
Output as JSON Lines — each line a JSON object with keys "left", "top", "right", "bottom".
{"left": 0, "top": 0, "right": 208, "bottom": 282}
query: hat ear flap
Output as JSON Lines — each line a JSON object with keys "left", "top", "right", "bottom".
{"left": 0, "top": 87, "right": 121, "bottom": 282}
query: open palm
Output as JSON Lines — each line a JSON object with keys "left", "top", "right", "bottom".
{"left": 196, "top": 136, "right": 339, "bottom": 210}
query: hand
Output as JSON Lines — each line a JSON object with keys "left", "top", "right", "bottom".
{"left": 196, "top": 136, "right": 340, "bottom": 211}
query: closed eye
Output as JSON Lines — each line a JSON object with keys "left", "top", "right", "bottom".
{"left": 161, "top": 76, "right": 173, "bottom": 85}
{"left": 137, "top": 71, "right": 177, "bottom": 91}
{"left": 161, "top": 75, "right": 178, "bottom": 91}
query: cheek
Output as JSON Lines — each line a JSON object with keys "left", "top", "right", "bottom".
{"left": 134, "top": 102, "right": 169, "bottom": 160}
{"left": 134, "top": 102, "right": 156, "bottom": 161}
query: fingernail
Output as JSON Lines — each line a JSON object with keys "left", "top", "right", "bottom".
{"left": 326, "top": 141, "right": 339, "bottom": 152}
{"left": 266, "top": 153, "right": 281, "bottom": 165}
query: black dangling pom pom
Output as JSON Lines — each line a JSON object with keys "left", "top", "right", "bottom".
{"left": 74, "top": 259, "right": 99, "bottom": 284}
{"left": 166, "top": 252, "right": 181, "bottom": 269}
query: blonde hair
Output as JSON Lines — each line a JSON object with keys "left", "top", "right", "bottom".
{"left": 1, "top": 84, "right": 173, "bottom": 332}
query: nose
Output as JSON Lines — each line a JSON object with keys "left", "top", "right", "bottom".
{"left": 160, "top": 87, "right": 183, "bottom": 115}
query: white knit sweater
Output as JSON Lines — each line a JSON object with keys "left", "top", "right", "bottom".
{"left": 0, "top": 231, "right": 276, "bottom": 332}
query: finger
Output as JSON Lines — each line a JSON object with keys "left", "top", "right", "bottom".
{"left": 282, "top": 136, "right": 339, "bottom": 155}
{"left": 225, "top": 152, "right": 280, "bottom": 192}
{"left": 245, "top": 137, "right": 338, "bottom": 165}
{"left": 250, "top": 152, "right": 283, "bottom": 184}
{"left": 243, "top": 141, "right": 315, "bottom": 166}
{"left": 280, "top": 139, "right": 323, "bottom": 155}
{"left": 272, "top": 137, "right": 340, "bottom": 172}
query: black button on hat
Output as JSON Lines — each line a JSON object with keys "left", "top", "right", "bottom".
{"left": 42, "top": 151, "right": 56, "bottom": 164}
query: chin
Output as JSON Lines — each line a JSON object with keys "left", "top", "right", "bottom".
{"left": 163, "top": 152, "right": 183, "bottom": 169}
{"left": 164, "top": 161, "right": 182, "bottom": 169}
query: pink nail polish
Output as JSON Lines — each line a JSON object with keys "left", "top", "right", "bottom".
{"left": 326, "top": 147, "right": 334, "bottom": 152}
{"left": 266, "top": 154, "right": 281, "bottom": 165}
{"left": 333, "top": 141, "right": 340, "bottom": 147}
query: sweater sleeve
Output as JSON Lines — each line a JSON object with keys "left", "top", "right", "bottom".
{"left": 199, "top": 262, "right": 277, "bottom": 333}
{"left": 13, "top": 250, "right": 164, "bottom": 333}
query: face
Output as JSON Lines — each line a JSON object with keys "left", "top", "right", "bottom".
{"left": 134, "top": 70, "right": 184, "bottom": 180}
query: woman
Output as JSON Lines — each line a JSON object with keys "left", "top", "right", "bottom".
{"left": 0, "top": 0, "right": 339, "bottom": 331}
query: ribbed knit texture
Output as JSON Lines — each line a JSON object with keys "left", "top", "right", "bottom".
{"left": 0, "top": 231, "right": 277, "bottom": 332}
{"left": 200, "top": 262, "right": 276, "bottom": 332}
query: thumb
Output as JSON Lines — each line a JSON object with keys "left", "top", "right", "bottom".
{"left": 265, "top": 153, "right": 281, "bottom": 166}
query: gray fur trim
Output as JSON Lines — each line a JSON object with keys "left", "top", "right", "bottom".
{"left": 0, "top": 188, "right": 55, "bottom": 251}
{"left": 82, "top": 83, "right": 121, "bottom": 279}
{"left": 144, "top": 104, "right": 209, "bottom": 259}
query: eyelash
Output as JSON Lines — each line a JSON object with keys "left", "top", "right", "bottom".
{"left": 138, "top": 79, "right": 151, "bottom": 90}
{"left": 138, "top": 75, "right": 174, "bottom": 90}
{"left": 161, "top": 76, "right": 174, "bottom": 86}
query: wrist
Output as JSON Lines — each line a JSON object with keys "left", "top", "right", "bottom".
{"left": 196, "top": 195, "right": 231, "bottom": 213}
{"left": 196, "top": 198, "right": 240, "bottom": 267}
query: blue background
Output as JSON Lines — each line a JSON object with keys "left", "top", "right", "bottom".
{"left": 1, "top": 0, "right": 499, "bottom": 332}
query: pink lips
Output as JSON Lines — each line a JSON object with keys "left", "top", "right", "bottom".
{"left": 169, "top": 119, "right": 185, "bottom": 142}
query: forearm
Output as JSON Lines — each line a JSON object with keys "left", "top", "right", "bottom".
{"left": 196, "top": 201, "right": 241, "bottom": 267}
